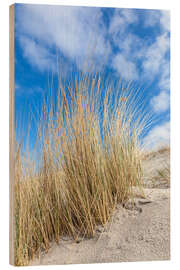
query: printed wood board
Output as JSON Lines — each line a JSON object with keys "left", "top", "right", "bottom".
{"left": 9, "top": 3, "right": 170, "bottom": 266}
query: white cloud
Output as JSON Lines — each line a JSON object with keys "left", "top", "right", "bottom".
{"left": 160, "top": 10, "right": 170, "bottom": 32}
{"left": 142, "top": 24, "right": 170, "bottom": 114}
{"left": 19, "top": 36, "right": 56, "bottom": 72}
{"left": 15, "top": 82, "right": 44, "bottom": 96}
{"left": 16, "top": 5, "right": 111, "bottom": 71}
{"left": 143, "top": 10, "right": 161, "bottom": 27}
{"left": 142, "top": 33, "right": 170, "bottom": 75}
{"left": 16, "top": 5, "right": 170, "bottom": 87}
{"left": 150, "top": 90, "right": 170, "bottom": 113}
{"left": 115, "top": 33, "right": 143, "bottom": 58}
{"left": 109, "top": 12, "right": 126, "bottom": 34}
{"left": 108, "top": 9, "right": 140, "bottom": 81}
{"left": 140, "top": 10, "right": 170, "bottom": 85}
{"left": 121, "top": 9, "right": 138, "bottom": 24}
{"left": 141, "top": 11, "right": 170, "bottom": 113}
{"left": 112, "top": 54, "right": 139, "bottom": 80}
{"left": 109, "top": 8, "right": 139, "bottom": 47}
{"left": 109, "top": 8, "right": 138, "bottom": 34}
{"left": 143, "top": 10, "right": 170, "bottom": 32}
{"left": 158, "top": 61, "right": 170, "bottom": 90}
{"left": 109, "top": 8, "right": 170, "bottom": 84}
{"left": 143, "top": 121, "right": 170, "bottom": 150}
{"left": 150, "top": 60, "right": 170, "bottom": 114}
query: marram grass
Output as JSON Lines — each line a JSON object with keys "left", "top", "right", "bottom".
{"left": 14, "top": 73, "right": 148, "bottom": 266}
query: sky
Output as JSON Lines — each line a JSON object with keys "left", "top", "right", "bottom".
{"left": 14, "top": 4, "right": 170, "bottom": 150}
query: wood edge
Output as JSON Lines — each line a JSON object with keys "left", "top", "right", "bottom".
{"left": 9, "top": 4, "right": 15, "bottom": 266}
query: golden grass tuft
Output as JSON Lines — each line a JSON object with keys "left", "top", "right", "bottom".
{"left": 14, "top": 73, "right": 148, "bottom": 265}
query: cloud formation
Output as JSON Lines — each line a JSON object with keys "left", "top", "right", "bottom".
{"left": 109, "top": 8, "right": 138, "bottom": 35}
{"left": 112, "top": 54, "right": 139, "bottom": 80}
{"left": 150, "top": 91, "right": 170, "bottom": 113}
{"left": 142, "top": 33, "right": 169, "bottom": 76}
{"left": 15, "top": 5, "right": 170, "bottom": 149}
{"left": 143, "top": 121, "right": 170, "bottom": 150}
{"left": 19, "top": 36, "right": 56, "bottom": 72}
{"left": 16, "top": 5, "right": 170, "bottom": 84}
{"left": 140, "top": 10, "right": 170, "bottom": 114}
{"left": 16, "top": 5, "right": 111, "bottom": 72}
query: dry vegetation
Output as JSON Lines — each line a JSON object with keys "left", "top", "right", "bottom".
{"left": 14, "top": 73, "right": 149, "bottom": 265}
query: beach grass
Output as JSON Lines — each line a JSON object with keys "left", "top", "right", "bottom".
{"left": 14, "top": 73, "right": 147, "bottom": 265}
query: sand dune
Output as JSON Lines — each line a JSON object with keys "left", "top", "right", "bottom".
{"left": 31, "top": 148, "right": 170, "bottom": 265}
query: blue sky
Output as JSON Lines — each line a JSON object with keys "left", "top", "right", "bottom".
{"left": 14, "top": 4, "right": 170, "bottom": 149}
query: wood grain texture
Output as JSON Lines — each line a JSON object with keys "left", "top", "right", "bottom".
{"left": 9, "top": 4, "right": 15, "bottom": 266}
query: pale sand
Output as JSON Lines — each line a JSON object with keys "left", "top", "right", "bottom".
{"left": 31, "top": 188, "right": 170, "bottom": 265}
{"left": 142, "top": 147, "right": 170, "bottom": 188}
{"left": 31, "top": 149, "right": 170, "bottom": 266}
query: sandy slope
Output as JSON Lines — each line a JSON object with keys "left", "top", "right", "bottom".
{"left": 142, "top": 147, "right": 170, "bottom": 188}
{"left": 31, "top": 148, "right": 170, "bottom": 266}
{"left": 31, "top": 188, "right": 170, "bottom": 265}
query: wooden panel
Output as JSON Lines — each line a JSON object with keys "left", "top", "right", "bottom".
{"left": 9, "top": 4, "right": 15, "bottom": 266}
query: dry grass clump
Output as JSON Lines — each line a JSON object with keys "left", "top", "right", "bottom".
{"left": 156, "top": 163, "right": 170, "bottom": 186}
{"left": 14, "top": 73, "right": 147, "bottom": 265}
